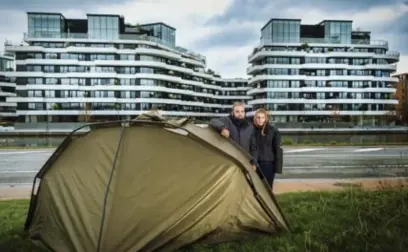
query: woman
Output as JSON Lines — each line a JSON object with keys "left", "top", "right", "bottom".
{"left": 250, "top": 108, "right": 281, "bottom": 189}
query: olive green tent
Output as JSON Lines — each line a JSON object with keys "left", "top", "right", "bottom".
{"left": 24, "top": 112, "right": 290, "bottom": 252}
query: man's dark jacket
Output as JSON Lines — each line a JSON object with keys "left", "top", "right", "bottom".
{"left": 209, "top": 115, "right": 253, "bottom": 153}
{"left": 249, "top": 124, "right": 281, "bottom": 163}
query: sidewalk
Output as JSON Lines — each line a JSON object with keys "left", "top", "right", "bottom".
{"left": 273, "top": 177, "right": 408, "bottom": 194}
{"left": 0, "top": 178, "right": 407, "bottom": 201}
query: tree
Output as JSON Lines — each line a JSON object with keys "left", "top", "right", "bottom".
{"left": 402, "top": 103, "right": 408, "bottom": 125}
{"left": 393, "top": 86, "right": 408, "bottom": 125}
{"left": 84, "top": 103, "right": 92, "bottom": 122}
{"left": 331, "top": 105, "right": 340, "bottom": 128}
{"left": 300, "top": 43, "right": 310, "bottom": 51}
{"left": 206, "top": 69, "right": 215, "bottom": 75}
{"left": 384, "top": 110, "right": 397, "bottom": 125}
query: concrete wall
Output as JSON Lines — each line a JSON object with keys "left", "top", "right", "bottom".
{"left": 14, "top": 122, "right": 89, "bottom": 131}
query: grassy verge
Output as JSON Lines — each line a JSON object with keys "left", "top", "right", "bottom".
{"left": 280, "top": 138, "right": 408, "bottom": 146}
{"left": 1, "top": 185, "right": 408, "bottom": 251}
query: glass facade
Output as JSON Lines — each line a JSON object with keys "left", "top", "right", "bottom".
{"left": 10, "top": 41, "right": 249, "bottom": 123}
{"left": 324, "top": 21, "right": 352, "bottom": 44}
{"left": 28, "top": 13, "right": 64, "bottom": 38}
{"left": 250, "top": 18, "right": 399, "bottom": 125}
{"left": 261, "top": 20, "right": 300, "bottom": 44}
{"left": 88, "top": 15, "right": 119, "bottom": 40}
{"left": 0, "top": 57, "right": 13, "bottom": 71}
{"left": 141, "top": 23, "right": 176, "bottom": 46}
{"left": 0, "top": 55, "right": 17, "bottom": 122}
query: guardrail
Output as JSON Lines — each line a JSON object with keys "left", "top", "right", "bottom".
{"left": 248, "top": 48, "right": 399, "bottom": 61}
{"left": 258, "top": 38, "right": 388, "bottom": 47}
{"left": 2, "top": 126, "right": 408, "bottom": 135}
{"left": 21, "top": 32, "right": 206, "bottom": 63}
{"left": 0, "top": 52, "right": 14, "bottom": 59}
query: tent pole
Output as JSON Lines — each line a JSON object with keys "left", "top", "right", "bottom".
{"left": 96, "top": 125, "right": 126, "bottom": 252}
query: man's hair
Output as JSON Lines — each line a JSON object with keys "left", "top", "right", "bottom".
{"left": 231, "top": 101, "right": 245, "bottom": 111}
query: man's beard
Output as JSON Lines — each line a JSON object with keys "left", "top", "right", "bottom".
{"left": 230, "top": 114, "right": 247, "bottom": 127}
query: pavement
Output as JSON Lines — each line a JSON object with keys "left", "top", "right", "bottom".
{"left": 1, "top": 146, "right": 408, "bottom": 185}
{"left": 1, "top": 177, "right": 407, "bottom": 200}
{"left": 273, "top": 177, "right": 408, "bottom": 194}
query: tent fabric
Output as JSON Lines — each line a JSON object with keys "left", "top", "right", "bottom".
{"left": 25, "top": 115, "right": 290, "bottom": 252}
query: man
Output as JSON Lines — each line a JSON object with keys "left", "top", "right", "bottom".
{"left": 209, "top": 102, "right": 253, "bottom": 153}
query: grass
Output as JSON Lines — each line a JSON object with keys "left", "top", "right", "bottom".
{"left": 280, "top": 138, "right": 408, "bottom": 146}
{"left": 1, "top": 184, "right": 408, "bottom": 252}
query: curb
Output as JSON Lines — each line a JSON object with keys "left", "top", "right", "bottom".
{"left": 1, "top": 178, "right": 407, "bottom": 201}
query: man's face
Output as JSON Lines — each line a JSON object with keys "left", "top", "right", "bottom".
{"left": 232, "top": 105, "right": 245, "bottom": 119}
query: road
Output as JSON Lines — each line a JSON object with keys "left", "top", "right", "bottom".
{"left": 1, "top": 146, "right": 408, "bottom": 185}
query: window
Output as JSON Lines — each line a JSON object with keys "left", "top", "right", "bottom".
{"left": 28, "top": 14, "right": 63, "bottom": 38}
{"left": 88, "top": 15, "right": 119, "bottom": 40}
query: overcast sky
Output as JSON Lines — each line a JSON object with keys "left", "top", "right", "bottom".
{"left": 0, "top": 0, "right": 407, "bottom": 78}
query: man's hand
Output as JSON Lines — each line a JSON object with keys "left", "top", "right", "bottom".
{"left": 221, "top": 128, "right": 230, "bottom": 138}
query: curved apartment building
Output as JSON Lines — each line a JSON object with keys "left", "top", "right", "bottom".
{"left": 247, "top": 19, "right": 399, "bottom": 126}
{"left": 2, "top": 12, "right": 250, "bottom": 125}
{"left": 0, "top": 53, "right": 16, "bottom": 124}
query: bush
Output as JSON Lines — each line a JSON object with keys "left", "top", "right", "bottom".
{"left": 281, "top": 138, "right": 294, "bottom": 145}
{"left": 329, "top": 141, "right": 337, "bottom": 145}
{"left": 302, "top": 139, "right": 314, "bottom": 145}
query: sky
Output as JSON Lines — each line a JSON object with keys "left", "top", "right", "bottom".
{"left": 0, "top": 0, "right": 407, "bottom": 78}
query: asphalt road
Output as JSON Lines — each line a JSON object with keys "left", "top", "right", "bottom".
{"left": 1, "top": 146, "right": 408, "bottom": 185}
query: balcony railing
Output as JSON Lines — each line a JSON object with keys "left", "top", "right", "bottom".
{"left": 248, "top": 47, "right": 400, "bottom": 60}
{"left": 0, "top": 52, "right": 14, "bottom": 59}
{"left": 247, "top": 62, "right": 399, "bottom": 73}
{"left": 21, "top": 32, "right": 206, "bottom": 63}
{"left": 385, "top": 51, "right": 400, "bottom": 57}
{"left": 259, "top": 38, "right": 388, "bottom": 47}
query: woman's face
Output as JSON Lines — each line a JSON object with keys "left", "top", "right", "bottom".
{"left": 255, "top": 112, "right": 266, "bottom": 126}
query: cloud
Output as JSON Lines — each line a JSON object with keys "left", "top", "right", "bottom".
{"left": 200, "top": 0, "right": 408, "bottom": 76}
{"left": 377, "top": 14, "right": 408, "bottom": 54}
{"left": 396, "top": 56, "right": 408, "bottom": 74}
{"left": 0, "top": 0, "right": 130, "bottom": 11}
{"left": 93, "top": 0, "right": 232, "bottom": 50}
{"left": 200, "top": 45, "right": 254, "bottom": 78}
{"left": 207, "top": 0, "right": 400, "bottom": 26}
{"left": 0, "top": 0, "right": 407, "bottom": 78}
{"left": 192, "top": 21, "right": 261, "bottom": 49}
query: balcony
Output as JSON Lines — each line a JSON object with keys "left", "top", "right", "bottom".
{"left": 22, "top": 32, "right": 206, "bottom": 63}
{"left": 258, "top": 38, "right": 388, "bottom": 47}
{"left": 248, "top": 47, "right": 400, "bottom": 62}
{"left": 0, "top": 52, "right": 14, "bottom": 59}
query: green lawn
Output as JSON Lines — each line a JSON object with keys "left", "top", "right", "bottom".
{"left": 1, "top": 186, "right": 408, "bottom": 252}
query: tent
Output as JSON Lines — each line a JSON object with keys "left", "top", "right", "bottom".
{"left": 24, "top": 112, "right": 290, "bottom": 252}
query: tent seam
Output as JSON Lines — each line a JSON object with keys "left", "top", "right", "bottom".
{"left": 96, "top": 126, "right": 126, "bottom": 252}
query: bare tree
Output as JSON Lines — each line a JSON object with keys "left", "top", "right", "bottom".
{"left": 331, "top": 105, "right": 340, "bottom": 128}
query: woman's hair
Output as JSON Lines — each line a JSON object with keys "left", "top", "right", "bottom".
{"left": 253, "top": 108, "right": 269, "bottom": 136}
